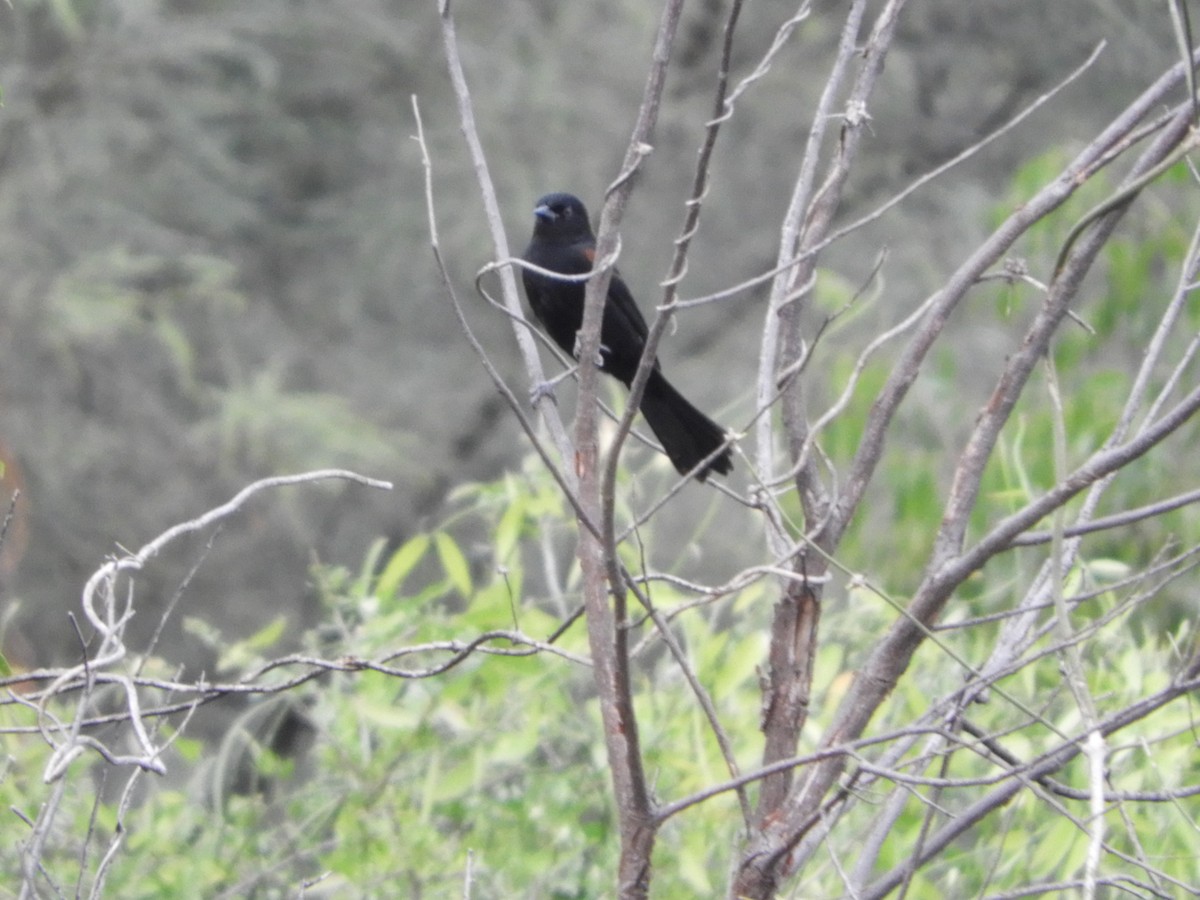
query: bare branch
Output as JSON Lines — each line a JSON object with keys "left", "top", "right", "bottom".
{"left": 752, "top": 0, "right": 908, "bottom": 837}
{"left": 412, "top": 96, "right": 595, "bottom": 534}
{"left": 558, "top": 1, "right": 691, "bottom": 893}
{"left": 1008, "top": 485, "right": 1200, "bottom": 546}
{"left": 858, "top": 675, "right": 1200, "bottom": 899}
{"left": 433, "top": 0, "right": 578, "bottom": 484}
{"left": 834, "top": 54, "right": 1200, "bottom": 552}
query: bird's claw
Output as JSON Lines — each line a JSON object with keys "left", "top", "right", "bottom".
{"left": 571, "top": 333, "right": 609, "bottom": 369}
{"left": 530, "top": 366, "right": 577, "bottom": 405}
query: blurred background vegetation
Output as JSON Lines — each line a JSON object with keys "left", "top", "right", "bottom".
{"left": 1, "top": 0, "right": 1197, "bottom": 893}
{"left": 2, "top": 455, "right": 1196, "bottom": 896}
{"left": 0, "top": 0, "right": 1170, "bottom": 672}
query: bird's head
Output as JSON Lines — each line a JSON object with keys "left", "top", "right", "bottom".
{"left": 531, "top": 192, "right": 594, "bottom": 243}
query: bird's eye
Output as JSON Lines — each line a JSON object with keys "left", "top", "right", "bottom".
{"left": 559, "top": 205, "right": 572, "bottom": 217}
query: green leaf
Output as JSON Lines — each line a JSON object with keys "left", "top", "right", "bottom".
{"left": 242, "top": 615, "right": 287, "bottom": 652}
{"left": 678, "top": 838, "right": 715, "bottom": 893}
{"left": 494, "top": 490, "right": 527, "bottom": 563}
{"left": 218, "top": 615, "right": 287, "bottom": 670}
{"left": 173, "top": 736, "right": 203, "bottom": 764}
{"left": 712, "top": 633, "right": 766, "bottom": 702}
{"left": 376, "top": 533, "right": 430, "bottom": 601}
{"left": 435, "top": 531, "right": 472, "bottom": 598}
{"left": 352, "top": 537, "right": 388, "bottom": 600}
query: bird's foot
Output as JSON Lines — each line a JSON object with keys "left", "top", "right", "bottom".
{"left": 529, "top": 367, "right": 576, "bottom": 405}
{"left": 571, "top": 333, "right": 609, "bottom": 369}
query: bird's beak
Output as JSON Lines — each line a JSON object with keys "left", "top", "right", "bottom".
{"left": 534, "top": 203, "right": 557, "bottom": 222}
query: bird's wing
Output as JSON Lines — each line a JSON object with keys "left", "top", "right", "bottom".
{"left": 604, "top": 270, "right": 650, "bottom": 343}
{"left": 579, "top": 243, "right": 650, "bottom": 342}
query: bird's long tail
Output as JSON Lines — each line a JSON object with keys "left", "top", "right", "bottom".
{"left": 638, "top": 370, "right": 733, "bottom": 481}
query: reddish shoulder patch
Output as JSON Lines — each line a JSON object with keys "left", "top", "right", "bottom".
{"left": 582, "top": 246, "right": 596, "bottom": 264}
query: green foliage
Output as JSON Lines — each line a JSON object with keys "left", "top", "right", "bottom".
{"left": 5, "top": 439, "right": 1195, "bottom": 897}
{"left": 250, "top": 472, "right": 628, "bottom": 895}
{"left": 866, "top": 609, "right": 1200, "bottom": 895}
{"left": 46, "top": 250, "right": 244, "bottom": 401}
{"left": 4, "top": 142, "right": 1199, "bottom": 897}
{"left": 201, "top": 366, "right": 412, "bottom": 475}
{"left": 967, "top": 151, "right": 1200, "bottom": 615}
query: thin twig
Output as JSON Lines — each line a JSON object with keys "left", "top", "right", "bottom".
{"left": 411, "top": 97, "right": 596, "bottom": 536}
{"left": 569, "top": 2, "right": 691, "bottom": 892}
{"left": 433, "top": 0, "right": 577, "bottom": 481}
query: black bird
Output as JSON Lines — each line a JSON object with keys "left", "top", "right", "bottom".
{"left": 521, "top": 192, "right": 732, "bottom": 480}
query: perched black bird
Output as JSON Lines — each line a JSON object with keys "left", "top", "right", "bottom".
{"left": 521, "top": 192, "right": 733, "bottom": 481}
